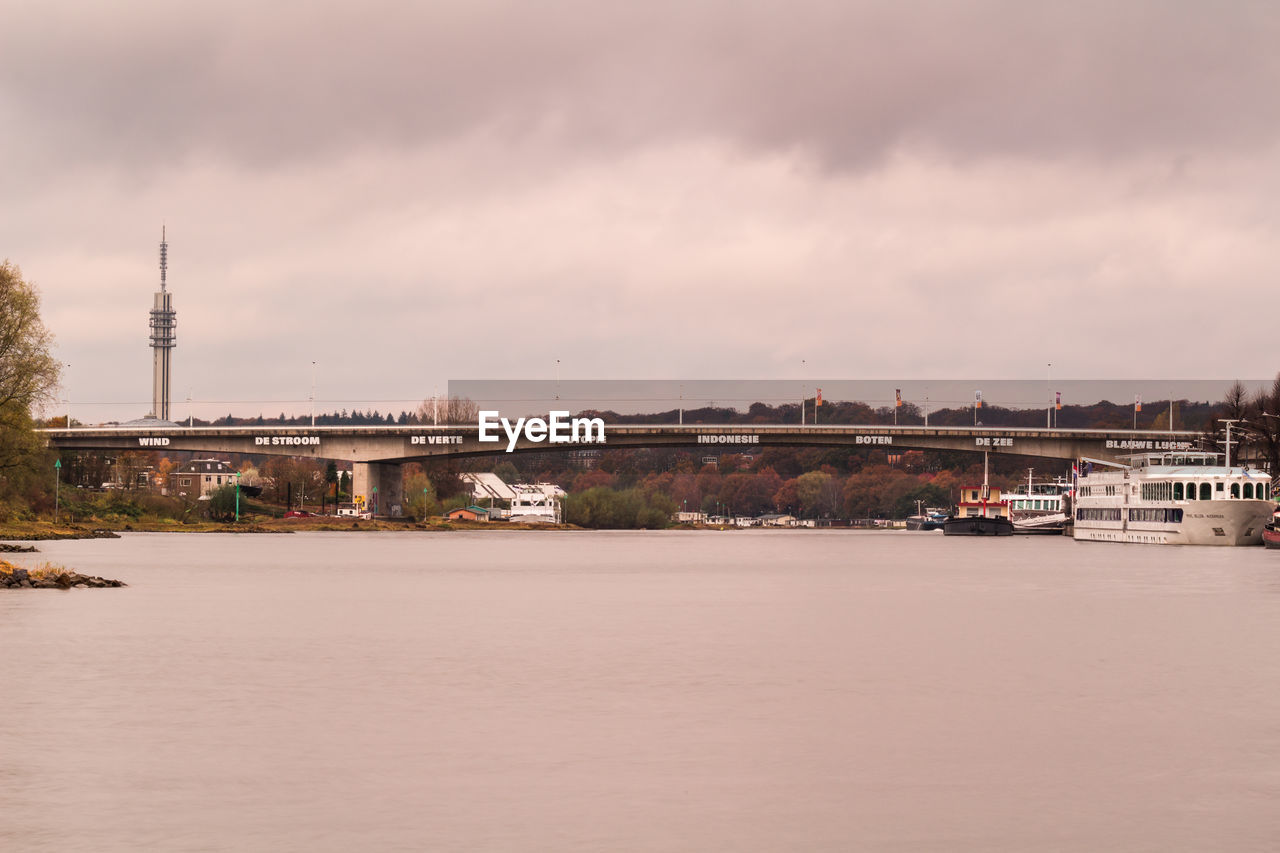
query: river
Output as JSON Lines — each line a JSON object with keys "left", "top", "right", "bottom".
{"left": 2, "top": 530, "right": 1279, "bottom": 851}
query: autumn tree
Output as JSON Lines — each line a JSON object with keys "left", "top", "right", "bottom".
{"left": 403, "top": 469, "right": 439, "bottom": 519}
{"left": 0, "top": 261, "right": 60, "bottom": 504}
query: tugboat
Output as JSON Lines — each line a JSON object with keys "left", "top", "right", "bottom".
{"left": 943, "top": 453, "right": 1014, "bottom": 536}
{"left": 1264, "top": 509, "right": 1280, "bottom": 549}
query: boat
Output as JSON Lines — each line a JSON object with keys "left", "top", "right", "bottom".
{"left": 1004, "top": 470, "right": 1070, "bottom": 535}
{"left": 943, "top": 453, "right": 1014, "bottom": 536}
{"left": 507, "top": 487, "right": 562, "bottom": 524}
{"left": 905, "top": 501, "right": 948, "bottom": 531}
{"left": 1264, "top": 510, "right": 1280, "bottom": 549}
{"left": 1073, "top": 451, "right": 1273, "bottom": 546}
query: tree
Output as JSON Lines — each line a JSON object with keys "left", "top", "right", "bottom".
{"left": 207, "top": 485, "right": 238, "bottom": 522}
{"left": 404, "top": 470, "right": 439, "bottom": 519}
{"left": 0, "top": 262, "right": 59, "bottom": 496}
{"left": 324, "top": 461, "right": 338, "bottom": 512}
{"left": 415, "top": 395, "right": 479, "bottom": 426}
{"left": 492, "top": 461, "right": 519, "bottom": 484}
{"left": 793, "top": 470, "right": 833, "bottom": 517}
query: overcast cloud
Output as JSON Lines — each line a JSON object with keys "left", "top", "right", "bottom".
{"left": 3, "top": 0, "right": 1278, "bottom": 421}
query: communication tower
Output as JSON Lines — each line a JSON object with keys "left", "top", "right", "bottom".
{"left": 149, "top": 227, "right": 177, "bottom": 420}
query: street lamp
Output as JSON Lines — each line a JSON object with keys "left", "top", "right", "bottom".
{"left": 310, "top": 361, "right": 317, "bottom": 427}
{"left": 234, "top": 471, "right": 241, "bottom": 522}
{"left": 801, "top": 359, "right": 807, "bottom": 426}
{"left": 1046, "top": 363, "right": 1052, "bottom": 429}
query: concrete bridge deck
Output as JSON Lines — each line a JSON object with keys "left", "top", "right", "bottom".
{"left": 42, "top": 423, "right": 1205, "bottom": 514}
{"left": 41, "top": 423, "right": 1204, "bottom": 463}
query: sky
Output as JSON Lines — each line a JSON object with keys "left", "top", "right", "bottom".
{"left": 3, "top": 0, "right": 1278, "bottom": 423}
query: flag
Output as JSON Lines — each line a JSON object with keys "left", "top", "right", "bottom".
{"left": 1135, "top": 394, "right": 1142, "bottom": 412}
{"left": 895, "top": 388, "right": 902, "bottom": 408}
{"left": 816, "top": 388, "right": 822, "bottom": 407}
{"left": 975, "top": 390, "right": 982, "bottom": 409}
{"left": 1055, "top": 391, "right": 1062, "bottom": 410}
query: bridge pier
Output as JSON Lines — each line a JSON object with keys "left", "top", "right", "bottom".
{"left": 353, "top": 462, "right": 404, "bottom": 517}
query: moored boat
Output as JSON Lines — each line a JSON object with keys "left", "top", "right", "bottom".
{"left": 943, "top": 454, "right": 1013, "bottom": 536}
{"left": 1073, "top": 452, "right": 1273, "bottom": 546}
{"left": 1004, "top": 470, "right": 1070, "bottom": 535}
{"left": 1264, "top": 511, "right": 1280, "bottom": 549}
{"left": 508, "top": 486, "right": 562, "bottom": 524}
{"left": 905, "top": 501, "right": 948, "bottom": 531}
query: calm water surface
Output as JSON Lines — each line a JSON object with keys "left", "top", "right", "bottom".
{"left": 2, "top": 530, "right": 1279, "bottom": 852}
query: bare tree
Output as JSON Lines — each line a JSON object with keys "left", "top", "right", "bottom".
{"left": 415, "top": 395, "right": 479, "bottom": 426}
{"left": 1250, "top": 373, "right": 1280, "bottom": 475}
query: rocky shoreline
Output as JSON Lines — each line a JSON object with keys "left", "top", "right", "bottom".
{"left": 0, "top": 563, "right": 125, "bottom": 589}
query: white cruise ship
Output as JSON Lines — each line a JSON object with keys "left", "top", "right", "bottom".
{"left": 1073, "top": 451, "right": 1273, "bottom": 546}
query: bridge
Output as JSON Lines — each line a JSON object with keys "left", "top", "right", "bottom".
{"left": 41, "top": 423, "right": 1203, "bottom": 515}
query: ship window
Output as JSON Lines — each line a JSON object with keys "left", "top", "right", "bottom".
{"left": 1200, "top": 482, "right": 1212, "bottom": 500}
{"left": 1231, "top": 483, "right": 1240, "bottom": 498}
{"left": 1173, "top": 482, "right": 1183, "bottom": 500}
{"left": 1243, "top": 482, "right": 1254, "bottom": 499}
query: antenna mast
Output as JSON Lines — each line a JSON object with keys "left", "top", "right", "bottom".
{"left": 149, "top": 227, "right": 177, "bottom": 420}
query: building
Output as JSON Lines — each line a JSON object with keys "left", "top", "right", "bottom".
{"left": 446, "top": 506, "right": 490, "bottom": 522}
{"left": 673, "top": 510, "right": 708, "bottom": 524}
{"left": 170, "top": 458, "right": 238, "bottom": 499}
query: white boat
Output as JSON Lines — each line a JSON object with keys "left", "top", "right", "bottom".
{"left": 1004, "top": 471, "right": 1070, "bottom": 534}
{"left": 508, "top": 487, "right": 561, "bottom": 524}
{"left": 1073, "top": 451, "right": 1273, "bottom": 546}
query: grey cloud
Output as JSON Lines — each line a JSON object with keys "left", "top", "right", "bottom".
{"left": 4, "top": 0, "right": 1279, "bottom": 180}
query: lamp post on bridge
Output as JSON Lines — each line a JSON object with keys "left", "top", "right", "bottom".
{"left": 800, "top": 359, "right": 806, "bottom": 426}
{"left": 63, "top": 362, "right": 71, "bottom": 428}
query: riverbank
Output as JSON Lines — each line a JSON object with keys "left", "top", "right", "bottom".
{"left": 0, "top": 516, "right": 585, "bottom": 539}
{"left": 0, "top": 521, "right": 121, "bottom": 541}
